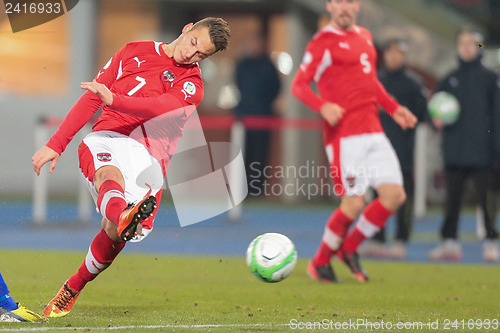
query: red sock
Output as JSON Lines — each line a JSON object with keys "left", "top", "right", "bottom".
{"left": 313, "top": 209, "right": 354, "bottom": 266}
{"left": 97, "top": 180, "right": 127, "bottom": 225}
{"left": 67, "top": 229, "right": 126, "bottom": 292}
{"left": 342, "top": 198, "right": 393, "bottom": 253}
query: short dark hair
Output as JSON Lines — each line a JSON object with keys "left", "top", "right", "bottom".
{"left": 383, "top": 38, "right": 409, "bottom": 53}
{"left": 456, "top": 26, "right": 484, "bottom": 44}
{"left": 193, "top": 17, "right": 231, "bottom": 53}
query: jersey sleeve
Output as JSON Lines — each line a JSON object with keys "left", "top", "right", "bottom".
{"left": 45, "top": 92, "right": 103, "bottom": 155}
{"left": 110, "top": 73, "right": 204, "bottom": 118}
{"left": 291, "top": 38, "right": 328, "bottom": 113}
{"left": 364, "top": 27, "right": 399, "bottom": 116}
{"left": 376, "top": 79, "right": 400, "bottom": 116}
{"left": 44, "top": 45, "right": 132, "bottom": 154}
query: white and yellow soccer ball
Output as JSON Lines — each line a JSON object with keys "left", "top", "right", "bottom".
{"left": 428, "top": 91, "right": 461, "bottom": 125}
{"left": 246, "top": 233, "right": 297, "bottom": 283}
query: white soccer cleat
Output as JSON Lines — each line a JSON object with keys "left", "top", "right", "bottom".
{"left": 358, "top": 240, "right": 389, "bottom": 258}
{"left": 483, "top": 240, "right": 499, "bottom": 262}
{"left": 386, "top": 241, "right": 407, "bottom": 260}
{"left": 428, "top": 239, "right": 462, "bottom": 261}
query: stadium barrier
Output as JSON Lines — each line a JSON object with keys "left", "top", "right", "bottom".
{"left": 33, "top": 117, "right": 93, "bottom": 224}
{"left": 33, "top": 115, "right": 429, "bottom": 224}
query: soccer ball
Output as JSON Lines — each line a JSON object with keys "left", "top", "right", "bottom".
{"left": 428, "top": 91, "right": 461, "bottom": 125}
{"left": 246, "top": 233, "right": 297, "bottom": 283}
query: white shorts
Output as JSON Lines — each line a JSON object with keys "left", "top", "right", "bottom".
{"left": 325, "top": 133, "right": 403, "bottom": 197}
{"left": 78, "top": 131, "right": 164, "bottom": 241}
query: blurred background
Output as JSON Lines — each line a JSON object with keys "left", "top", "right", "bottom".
{"left": 1, "top": 0, "right": 499, "bottom": 261}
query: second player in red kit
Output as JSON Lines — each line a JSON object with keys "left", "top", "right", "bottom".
{"left": 292, "top": 0, "right": 417, "bottom": 283}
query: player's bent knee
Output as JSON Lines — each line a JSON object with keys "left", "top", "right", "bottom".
{"left": 391, "top": 186, "right": 406, "bottom": 207}
{"left": 94, "top": 166, "right": 124, "bottom": 191}
{"left": 340, "top": 196, "right": 365, "bottom": 219}
{"left": 380, "top": 186, "right": 406, "bottom": 210}
{"left": 396, "top": 188, "right": 407, "bottom": 206}
{"left": 351, "top": 199, "right": 366, "bottom": 216}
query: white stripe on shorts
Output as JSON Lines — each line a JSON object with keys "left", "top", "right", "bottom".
{"left": 356, "top": 215, "right": 381, "bottom": 238}
{"left": 322, "top": 227, "right": 343, "bottom": 251}
{"left": 84, "top": 247, "right": 108, "bottom": 275}
{"left": 99, "top": 190, "right": 125, "bottom": 220}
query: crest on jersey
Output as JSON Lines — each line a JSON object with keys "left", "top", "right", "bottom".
{"left": 97, "top": 153, "right": 112, "bottom": 162}
{"left": 162, "top": 69, "right": 175, "bottom": 82}
{"left": 183, "top": 81, "right": 196, "bottom": 95}
{"left": 339, "top": 41, "right": 350, "bottom": 50}
{"left": 345, "top": 176, "right": 356, "bottom": 188}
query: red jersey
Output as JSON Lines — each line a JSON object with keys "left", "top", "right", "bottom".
{"left": 291, "top": 25, "right": 399, "bottom": 144}
{"left": 47, "top": 41, "right": 204, "bottom": 165}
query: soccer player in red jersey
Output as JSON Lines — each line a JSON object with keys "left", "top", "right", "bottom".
{"left": 32, "top": 17, "right": 230, "bottom": 317}
{"left": 291, "top": 0, "right": 417, "bottom": 283}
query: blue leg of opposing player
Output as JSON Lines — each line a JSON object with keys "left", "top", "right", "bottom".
{"left": 0, "top": 272, "right": 46, "bottom": 322}
{"left": 0, "top": 272, "right": 17, "bottom": 311}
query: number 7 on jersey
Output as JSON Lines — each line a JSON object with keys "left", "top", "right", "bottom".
{"left": 128, "top": 76, "right": 147, "bottom": 96}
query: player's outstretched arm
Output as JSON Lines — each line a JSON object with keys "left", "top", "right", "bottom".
{"left": 32, "top": 146, "right": 60, "bottom": 176}
{"left": 32, "top": 91, "right": 103, "bottom": 173}
{"left": 291, "top": 39, "right": 328, "bottom": 114}
{"left": 392, "top": 106, "right": 418, "bottom": 130}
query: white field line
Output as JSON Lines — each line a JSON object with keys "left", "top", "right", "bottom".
{"left": 0, "top": 323, "right": 289, "bottom": 331}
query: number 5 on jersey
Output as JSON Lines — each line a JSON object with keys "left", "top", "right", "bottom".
{"left": 360, "top": 53, "right": 371, "bottom": 74}
{"left": 128, "top": 76, "right": 147, "bottom": 96}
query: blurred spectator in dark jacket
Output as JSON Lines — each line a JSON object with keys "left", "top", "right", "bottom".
{"left": 428, "top": 27, "right": 500, "bottom": 262}
{"left": 361, "top": 39, "right": 428, "bottom": 259}
{"left": 235, "top": 33, "right": 281, "bottom": 196}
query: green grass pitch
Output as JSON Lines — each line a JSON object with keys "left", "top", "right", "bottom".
{"left": 0, "top": 249, "right": 498, "bottom": 332}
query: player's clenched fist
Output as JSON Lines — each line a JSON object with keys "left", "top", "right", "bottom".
{"left": 320, "top": 102, "right": 346, "bottom": 126}
{"left": 32, "top": 146, "right": 60, "bottom": 176}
